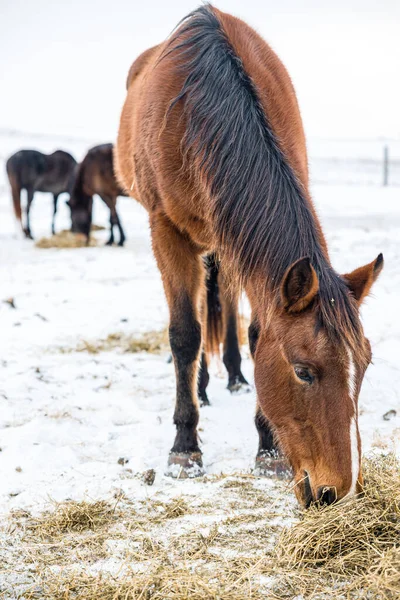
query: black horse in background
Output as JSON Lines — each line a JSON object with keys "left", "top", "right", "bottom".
{"left": 68, "top": 144, "right": 126, "bottom": 246}
{"left": 6, "top": 149, "right": 77, "bottom": 238}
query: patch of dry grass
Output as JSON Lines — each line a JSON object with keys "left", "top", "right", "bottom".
{"left": 274, "top": 453, "right": 400, "bottom": 598}
{"left": 35, "top": 230, "right": 98, "bottom": 249}
{"left": 3, "top": 456, "right": 400, "bottom": 600}
{"left": 23, "top": 500, "right": 118, "bottom": 537}
{"left": 20, "top": 564, "right": 271, "bottom": 600}
{"left": 148, "top": 496, "right": 190, "bottom": 523}
{"left": 73, "top": 328, "right": 170, "bottom": 355}
{"left": 64, "top": 314, "right": 249, "bottom": 356}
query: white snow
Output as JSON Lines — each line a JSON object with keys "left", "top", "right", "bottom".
{"left": 0, "top": 130, "right": 399, "bottom": 516}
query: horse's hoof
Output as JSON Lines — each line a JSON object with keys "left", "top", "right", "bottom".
{"left": 228, "top": 377, "right": 252, "bottom": 395}
{"left": 254, "top": 454, "right": 292, "bottom": 480}
{"left": 105, "top": 240, "right": 113, "bottom": 246}
{"left": 199, "top": 395, "right": 211, "bottom": 407}
{"left": 166, "top": 451, "right": 204, "bottom": 479}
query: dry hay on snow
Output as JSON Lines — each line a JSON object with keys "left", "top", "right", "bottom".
{"left": 274, "top": 453, "right": 400, "bottom": 598}
{"left": 67, "top": 316, "right": 249, "bottom": 356}
{"left": 73, "top": 328, "right": 171, "bottom": 355}
{"left": 35, "top": 230, "right": 98, "bottom": 249}
{"left": 2, "top": 454, "right": 399, "bottom": 599}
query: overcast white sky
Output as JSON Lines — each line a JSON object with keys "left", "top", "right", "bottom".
{"left": 0, "top": 0, "right": 399, "bottom": 141}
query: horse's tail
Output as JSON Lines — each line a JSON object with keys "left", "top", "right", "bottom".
{"left": 6, "top": 161, "right": 22, "bottom": 223}
{"left": 204, "top": 254, "right": 223, "bottom": 356}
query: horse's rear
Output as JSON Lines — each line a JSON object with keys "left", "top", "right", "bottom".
{"left": 116, "top": 5, "right": 383, "bottom": 504}
{"left": 6, "top": 150, "right": 46, "bottom": 190}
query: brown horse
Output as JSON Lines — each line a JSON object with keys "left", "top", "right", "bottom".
{"left": 68, "top": 144, "right": 126, "bottom": 246}
{"left": 115, "top": 5, "right": 383, "bottom": 506}
{"left": 6, "top": 149, "right": 77, "bottom": 238}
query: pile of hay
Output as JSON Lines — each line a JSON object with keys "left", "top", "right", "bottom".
{"left": 4, "top": 455, "right": 399, "bottom": 599}
{"left": 25, "top": 499, "right": 117, "bottom": 536}
{"left": 275, "top": 453, "right": 400, "bottom": 598}
{"left": 35, "top": 230, "right": 97, "bottom": 249}
{"left": 72, "top": 318, "right": 250, "bottom": 356}
{"left": 74, "top": 328, "right": 170, "bottom": 355}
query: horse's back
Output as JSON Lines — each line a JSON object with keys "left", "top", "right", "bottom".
{"left": 36, "top": 150, "right": 76, "bottom": 194}
{"left": 116, "top": 7, "right": 309, "bottom": 226}
{"left": 80, "top": 144, "right": 120, "bottom": 198}
{"left": 6, "top": 150, "right": 46, "bottom": 189}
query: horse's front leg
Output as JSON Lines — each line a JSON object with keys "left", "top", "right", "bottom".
{"left": 151, "top": 212, "right": 204, "bottom": 478}
{"left": 249, "top": 320, "right": 292, "bottom": 480}
{"left": 24, "top": 187, "right": 34, "bottom": 239}
{"left": 254, "top": 405, "right": 291, "bottom": 479}
{"left": 52, "top": 193, "right": 59, "bottom": 235}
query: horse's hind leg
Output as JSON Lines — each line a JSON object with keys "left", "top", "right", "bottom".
{"left": 106, "top": 218, "right": 115, "bottom": 245}
{"left": 102, "top": 196, "right": 125, "bottom": 246}
{"left": 99, "top": 195, "right": 115, "bottom": 245}
{"left": 198, "top": 351, "right": 210, "bottom": 406}
{"left": 218, "top": 269, "right": 249, "bottom": 393}
{"left": 115, "top": 202, "right": 126, "bottom": 246}
{"left": 52, "top": 194, "right": 59, "bottom": 235}
{"left": 151, "top": 211, "right": 204, "bottom": 478}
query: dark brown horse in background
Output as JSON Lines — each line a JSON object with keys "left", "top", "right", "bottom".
{"left": 6, "top": 149, "right": 77, "bottom": 238}
{"left": 68, "top": 144, "right": 126, "bottom": 246}
{"left": 116, "top": 5, "right": 383, "bottom": 506}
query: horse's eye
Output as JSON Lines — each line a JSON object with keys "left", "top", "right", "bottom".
{"left": 294, "top": 366, "right": 314, "bottom": 385}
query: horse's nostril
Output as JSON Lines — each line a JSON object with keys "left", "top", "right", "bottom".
{"left": 317, "top": 486, "right": 337, "bottom": 505}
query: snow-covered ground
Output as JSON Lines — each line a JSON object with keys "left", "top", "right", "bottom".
{"left": 0, "top": 129, "right": 399, "bottom": 518}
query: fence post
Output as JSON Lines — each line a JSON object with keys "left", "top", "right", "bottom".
{"left": 383, "top": 145, "right": 389, "bottom": 186}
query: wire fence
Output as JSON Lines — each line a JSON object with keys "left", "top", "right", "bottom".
{"left": 308, "top": 139, "right": 400, "bottom": 187}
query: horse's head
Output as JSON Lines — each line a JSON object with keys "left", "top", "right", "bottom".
{"left": 252, "top": 254, "right": 383, "bottom": 507}
{"left": 67, "top": 199, "right": 92, "bottom": 238}
{"left": 66, "top": 168, "right": 92, "bottom": 239}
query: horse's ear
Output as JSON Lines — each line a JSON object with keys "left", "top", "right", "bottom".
{"left": 343, "top": 253, "right": 383, "bottom": 304}
{"left": 281, "top": 257, "right": 319, "bottom": 313}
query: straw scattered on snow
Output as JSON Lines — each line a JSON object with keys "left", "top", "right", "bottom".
{"left": 35, "top": 229, "right": 98, "bottom": 249}
{"left": 3, "top": 454, "right": 399, "bottom": 599}
{"left": 73, "top": 328, "right": 170, "bottom": 355}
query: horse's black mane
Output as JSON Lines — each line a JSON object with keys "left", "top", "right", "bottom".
{"left": 164, "top": 4, "right": 363, "bottom": 352}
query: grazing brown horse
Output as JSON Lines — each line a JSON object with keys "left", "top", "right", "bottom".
{"left": 116, "top": 5, "right": 383, "bottom": 506}
{"left": 68, "top": 144, "right": 126, "bottom": 246}
{"left": 6, "top": 149, "right": 77, "bottom": 238}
